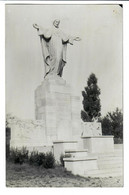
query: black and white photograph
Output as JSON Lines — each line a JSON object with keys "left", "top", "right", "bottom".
{"left": 4, "top": 3, "right": 124, "bottom": 188}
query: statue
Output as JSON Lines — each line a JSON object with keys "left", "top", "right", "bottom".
{"left": 33, "top": 20, "right": 81, "bottom": 77}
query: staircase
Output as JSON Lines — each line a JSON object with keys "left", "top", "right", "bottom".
{"left": 84, "top": 146, "right": 123, "bottom": 178}
{"left": 63, "top": 144, "right": 123, "bottom": 178}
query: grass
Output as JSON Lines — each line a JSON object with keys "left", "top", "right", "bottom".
{"left": 6, "top": 161, "right": 123, "bottom": 187}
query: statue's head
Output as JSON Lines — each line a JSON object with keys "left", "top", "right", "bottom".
{"left": 53, "top": 19, "right": 60, "bottom": 28}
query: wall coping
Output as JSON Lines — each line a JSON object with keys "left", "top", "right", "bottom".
{"left": 53, "top": 140, "right": 78, "bottom": 144}
{"left": 65, "top": 149, "right": 88, "bottom": 153}
{"left": 81, "top": 136, "right": 114, "bottom": 139}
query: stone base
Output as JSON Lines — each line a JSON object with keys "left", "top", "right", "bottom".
{"left": 64, "top": 156, "right": 98, "bottom": 176}
{"left": 53, "top": 140, "right": 78, "bottom": 162}
{"left": 35, "top": 75, "right": 81, "bottom": 143}
{"left": 82, "top": 136, "right": 114, "bottom": 153}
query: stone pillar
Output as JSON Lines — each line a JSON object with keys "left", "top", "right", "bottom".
{"left": 35, "top": 75, "right": 81, "bottom": 143}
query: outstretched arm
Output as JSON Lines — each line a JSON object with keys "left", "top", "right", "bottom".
{"left": 73, "top": 37, "right": 81, "bottom": 41}
{"left": 68, "top": 36, "right": 81, "bottom": 45}
{"left": 33, "top": 23, "right": 51, "bottom": 39}
{"left": 33, "top": 23, "right": 40, "bottom": 30}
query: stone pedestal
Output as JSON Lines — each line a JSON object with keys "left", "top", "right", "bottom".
{"left": 82, "top": 136, "right": 114, "bottom": 153}
{"left": 81, "top": 122, "right": 114, "bottom": 153}
{"left": 35, "top": 75, "right": 81, "bottom": 144}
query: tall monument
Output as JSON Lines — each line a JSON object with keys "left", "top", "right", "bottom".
{"left": 33, "top": 20, "right": 82, "bottom": 143}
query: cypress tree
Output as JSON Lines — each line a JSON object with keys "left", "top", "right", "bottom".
{"left": 81, "top": 73, "right": 101, "bottom": 122}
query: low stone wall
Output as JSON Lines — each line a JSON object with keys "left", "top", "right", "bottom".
{"left": 7, "top": 116, "right": 49, "bottom": 150}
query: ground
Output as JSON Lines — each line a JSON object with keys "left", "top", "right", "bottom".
{"left": 6, "top": 162, "right": 123, "bottom": 187}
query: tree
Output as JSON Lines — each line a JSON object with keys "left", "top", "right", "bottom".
{"left": 108, "top": 108, "right": 123, "bottom": 139}
{"left": 99, "top": 115, "right": 113, "bottom": 135}
{"left": 100, "top": 108, "right": 123, "bottom": 142}
{"left": 81, "top": 73, "right": 101, "bottom": 122}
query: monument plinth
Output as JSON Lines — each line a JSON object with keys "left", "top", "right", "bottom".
{"left": 35, "top": 75, "right": 81, "bottom": 144}
{"left": 81, "top": 122, "right": 114, "bottom": 153}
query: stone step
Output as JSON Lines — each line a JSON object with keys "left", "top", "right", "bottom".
{"left": 64, "top": 146, "right": 123, "bottom": 178}
{"left": 85, "top": 167, "right": 123, "bottom": 174}
{"left": 85, "top": 148, "right": 123, "bottom": 177}
{"left": 98, "top": 159, "right": 122, "bottom": 164}
{"left": 98, "top": 163, "right": 123, "bottom": 169}
{"left": 65, "top": 149, "right": 88, "bottom": 158}
{"left": 98, "top": 157, "right": 123, "bottom": 163}
{"left": 64, "top": 156, "right": 97, "bottom": 161}
{"left": 114, "top": 144, "right": 123, "bottom": 149}
{"left": 63, "top": 156, "right": 98, "bottom": 176}
{"left": 90, "top": 151, "right": 123, "bottom": 158}
{"left": 98, "top": 162, "right": 123, "bottom": 168}
{"left": 84, "top": 171, "right": 123, "bottom": 178}
{"left": 97, "top": 152, "right": 123, "bottom": 169}
{"left": 84, "top": 167, "right": 123, "bottom": 178}
{"left": 88, "top": 153, "right": 123, "bottom": 162}
{"left": 99, "top": 160, "right": 123, "bottom": 165}
{"left": 99, "top": 151, "right": 123, "bottom": 155}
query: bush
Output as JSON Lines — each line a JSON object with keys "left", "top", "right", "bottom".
{"left": 44, "top": 152, "right": 55, "bottom": 169}
{"left": 6, "top": 127, "right": 11, "bottom": 160}
{"left": 38, "top": 152, "right": 46, "bottom": 166}
{"left": 9, "top": 147, "right": 29, "bottom": 164}
{"left": 29, "top": 151, "right": 46, "bottom": 166}
{"left": 100, "top": 108, "right": 123, "bottom": 142}
{"left": 114, "top": 138, "right": 123, "bottom": 144}
{"left": 29, "top": 151, "right": 55, "bottom": 168}
{"left": 6, "top": 144, "right": 10, "bottom": 160}
{"left": 9, "top": 148, "right": 55, "bottom": 169}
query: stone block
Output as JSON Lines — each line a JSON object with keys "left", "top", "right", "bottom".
{"left": 64, "top": 156, "right": 98, "bottom": 176}
{"left": 53, "top": 141, "right": 78, "bottom": 162}
{"left": 81, "top": 122, "right": 102, "bottom": 136}
{"left": 82, "top": 136, "right": 114, "bottom": 153}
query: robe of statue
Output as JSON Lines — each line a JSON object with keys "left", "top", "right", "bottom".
{"left": 38, "top": 26, "right": 74, "bottom": 77}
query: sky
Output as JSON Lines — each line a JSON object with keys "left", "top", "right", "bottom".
{"left": 5, "top": 4, "right": 123, "bottom": 120}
